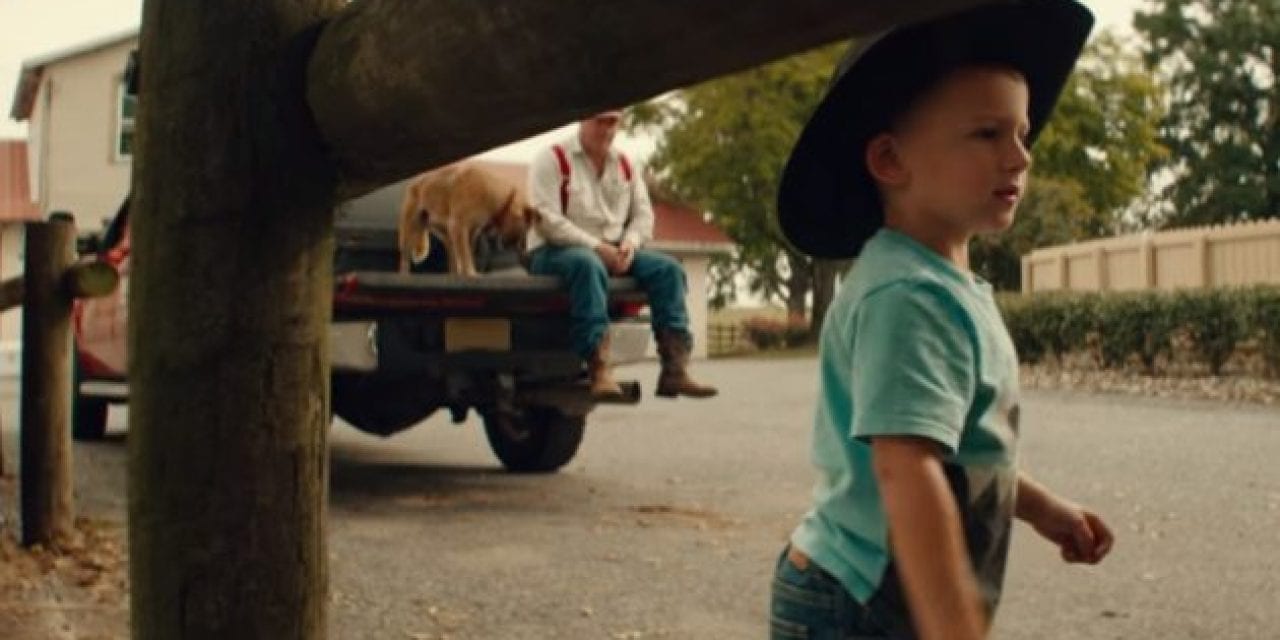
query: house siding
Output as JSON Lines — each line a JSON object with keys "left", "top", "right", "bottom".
{"left": 35, "top": 39, "right": 135, "bottom": 232}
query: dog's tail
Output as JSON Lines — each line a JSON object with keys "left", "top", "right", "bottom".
{"left": 398, "top": 184, "right": 431, "bottom": 273}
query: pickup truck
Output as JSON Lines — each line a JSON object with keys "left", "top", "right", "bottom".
{"left": 71, "top": 183, "right": 653, "bottom": 472}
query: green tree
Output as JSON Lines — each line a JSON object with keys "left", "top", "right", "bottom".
{"left": 1033, "top": 32, "right": 1168, "bottom": 233}
{"left": 972, "top": 33, "right": 1168, "bottom": 290}
{"left": 639, "top": 32, "right": 1167, "bottom": 303}
{"left": 970, "top": 177, "right": 1095, "bottom": 290}
{"left": 631, "top": 43, "right": 848, "bottom": 334}
{"left": 1135, "top": 0, "right": 1280, "bottom": 227}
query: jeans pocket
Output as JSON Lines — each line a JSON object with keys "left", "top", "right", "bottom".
{"left": 772, "top": 549, "right": 840, "bottom": 638}
{"left": 770, "top": 616, "right": 810, "bottom": 639}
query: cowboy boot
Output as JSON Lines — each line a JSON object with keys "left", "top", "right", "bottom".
{"left": 588, "top": 333, "right": 625, "bottom": 400}
{"left": 655, "top": 329, "right": 718, "bottom": 399}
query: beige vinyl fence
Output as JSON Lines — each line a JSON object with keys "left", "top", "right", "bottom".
{"left": 1021, "top": 218, "right": 1280, "bottom": 294}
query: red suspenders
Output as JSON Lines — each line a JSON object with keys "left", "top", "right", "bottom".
{"left": 551, "top": 144, "right": 632, "bottom": 214}
{"left": 551, "top": 144, "right": 572, "bottom": 214}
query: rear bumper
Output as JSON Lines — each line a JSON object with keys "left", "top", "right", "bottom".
{"left": 330, "top": 319, "right": 651, "bottom": 373}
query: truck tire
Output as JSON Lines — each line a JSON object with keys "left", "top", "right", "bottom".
{"left": 72, "top": 359, "right": 109, "bottom": 441}
{"left": 73, "top": 397, "right": 109, "bottom": 441}
{"left": 331, "top": 372, "right": 440, "bottom": 436}
{"left": 482, "top": 407, "right": 585, "bottom": 473}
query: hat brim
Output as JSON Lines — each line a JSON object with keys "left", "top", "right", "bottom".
{"left": 777, "top": 0, "right": 1094, "bottom": 260}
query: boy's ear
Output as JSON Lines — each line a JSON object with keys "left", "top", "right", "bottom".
{"left": 865, "top": 133, "right": 908, "bottom": 188}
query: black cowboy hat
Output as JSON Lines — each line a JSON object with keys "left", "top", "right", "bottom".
{"left": 776, "top": 0, "right": 1094, "bottom": 259}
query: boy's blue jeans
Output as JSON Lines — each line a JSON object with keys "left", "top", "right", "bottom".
{"left": 528, "top": 244, "right": 690, "bottom": 358}
{"left": 770, "top": 546, "right": 915, "bottom": 639}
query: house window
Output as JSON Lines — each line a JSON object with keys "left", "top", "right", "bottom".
{"left": 114, "top": 77, "right": 136, "bottom": 161}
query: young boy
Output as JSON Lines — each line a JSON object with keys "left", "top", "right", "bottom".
{"left": 771, "top": 2, "right": 1112, "bottom": 638}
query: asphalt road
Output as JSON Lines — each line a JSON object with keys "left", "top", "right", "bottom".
{"left": 3, "top": 358, "right": 1278, "bottom": 639}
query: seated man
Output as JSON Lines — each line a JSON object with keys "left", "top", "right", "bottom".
{"left": 526, "top": 110, "right": 716, "bottom": 400}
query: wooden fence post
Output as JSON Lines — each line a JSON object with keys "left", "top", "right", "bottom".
{"left": 0, "top": 215, "right": 116, "bottom": 542}
{"left": 1139, "top": 235, "right": 1156, "bottom": 289}
{"left": 1094, "top": 246, "right": 1109, "bottom": 292}
{"left": 1194, "top": 235, "right": 1212, "bottom": 288}
{"left": 20, "top": 215, "right": 77, "bottom": 546}
{"left": 1055, "top": 252, "right": 1069, "bottom": 291}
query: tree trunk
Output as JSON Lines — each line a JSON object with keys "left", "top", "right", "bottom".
{"left": 307, "top": 0, "right": 992, "bottom": 197}
{"left": 785, "top": 253, "right": 812, "bottom": 320}
{"left": 809, "top": 259, "right": 848, "bottom": 337}
{"left": 128, "top": 2, "right": 342, "bottom": 637}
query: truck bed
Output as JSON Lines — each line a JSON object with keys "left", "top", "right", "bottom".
{"left": 333, "top": 271, "right": 648, "bottom": 319}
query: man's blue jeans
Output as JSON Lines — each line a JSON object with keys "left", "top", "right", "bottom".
{"left": 528, "top": 245, "right": 690, "bottom": 358}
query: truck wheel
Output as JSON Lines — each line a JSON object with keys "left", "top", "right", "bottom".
{"left": 71, "top": 359, "right": 109, "bottom": 441}
{"left": 331, "top": 372, "right": 441, "bottom": 436}
{"left": 73, "top": 397, "right": 109, "bottom": 441}
{"left": 482, "top": 407, "right": 585, "bottom": 473}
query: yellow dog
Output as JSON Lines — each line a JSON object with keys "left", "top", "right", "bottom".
{"left": 397, "top": 162, "right": 536, "bottom": 276}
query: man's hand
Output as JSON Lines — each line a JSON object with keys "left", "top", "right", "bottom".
{"left": 1017, "top": 475, "right": 1114, "bottom": 564}
{"left": 594, "top": 243, "right": 623, "bottom": 273}
{"left": 616, "top": 240, "right": 637, "bottom": 274}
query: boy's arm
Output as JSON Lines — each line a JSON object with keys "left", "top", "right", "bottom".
{"left": 1016, "top": 472, "right": 1114, "bottom": 564}
{"left": 873, "top": 436, "right": 986, "bottom": 640}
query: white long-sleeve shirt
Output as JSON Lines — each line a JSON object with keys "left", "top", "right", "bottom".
{"left": 526, "top": 135, "right": 655, "bottom": 252}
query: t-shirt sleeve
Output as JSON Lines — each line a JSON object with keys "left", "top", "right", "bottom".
{"left": 850, "top": 282, "right": 976, "bottom": 453}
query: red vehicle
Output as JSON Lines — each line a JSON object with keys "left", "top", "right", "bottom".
{"left": 71, "top": 190, "right": 652, "bottom": 472}
{"left": 71, "top": 199, "right": 131, "bottom": 438}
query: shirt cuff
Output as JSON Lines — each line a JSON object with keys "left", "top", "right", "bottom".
{"left": 853, "top": 414, "right": 962, "bottom": 455}
{"left": 621, "top": 230, "right": 644, "bottom": 248}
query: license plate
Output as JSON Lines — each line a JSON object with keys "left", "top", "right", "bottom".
{"left": 444, "top": 318, "right": 511, "bottom": 352}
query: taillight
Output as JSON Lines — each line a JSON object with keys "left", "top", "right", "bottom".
{"left": 614, "top": 301, "right": 647, "bottom": 318}
{"left": 336, "top": 274, "right": 360, "bottom": 297}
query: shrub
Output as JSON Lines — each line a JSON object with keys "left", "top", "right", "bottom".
{"left": 782, "top": 314, "right": 812, "bottom": 347}
{"left": 1019, "top": 293, "right": 1096, "bottom": 360}
{"left": 1243, "top": 286, "right": 1280, "bottom": 376}
{"left": 996, "top": 285, "right": 1280, "bottom": 378}
{"left": 996, "top": 294, "right": 1044, "bottom": 363}
{"left": 742, "top": 314, "right": 812, "bottom": 349}
{"left": 1093, "top": 292, "right": 1174, "bottom": 373}
{"left": 1170, "top": 288, "right": 1249, "bottom": 375}
{"left": 741, "top": 316, "right": 786, "bottom": 350}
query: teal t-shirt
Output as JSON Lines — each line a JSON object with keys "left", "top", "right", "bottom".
{"left": 790, "top": 228, "right": 1022, "bottom": 615}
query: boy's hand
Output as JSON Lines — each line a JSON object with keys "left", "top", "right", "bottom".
{"left": 1026, "top": 495, "right": 1114, "bottom": 564}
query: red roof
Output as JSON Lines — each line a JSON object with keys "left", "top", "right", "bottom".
{"left": 652, "top": 199, "right": 733, "bottom": 246}
{"left": 476, "top": 160, "right": 733, "bottom": 250}
{"left": 0, "top": 140, "right": 40, "bottom": 222}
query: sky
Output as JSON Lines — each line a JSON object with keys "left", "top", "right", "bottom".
{"left": 0, "top": 0, "right": 1148, "bottom": 161}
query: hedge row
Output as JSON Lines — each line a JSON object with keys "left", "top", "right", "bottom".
{"left": 741, "top": 315, "right": 811, "bottom": 350}
{"left": 996, "top": 286, "right": 1280, "bottom": 377}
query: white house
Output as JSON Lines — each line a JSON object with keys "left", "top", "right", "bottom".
{"left": 7, "top": 31, "right": 735, "bottom": 356}
{"left": 9, "top": 29, "right": 136, "bottom": 233}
